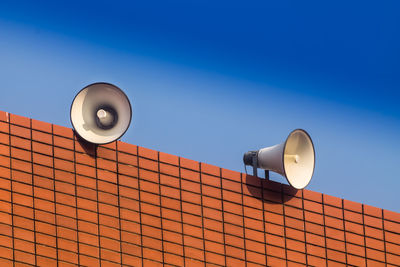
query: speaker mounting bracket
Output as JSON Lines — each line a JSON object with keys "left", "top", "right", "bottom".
{"left": 265, "top": 170, "right": 269, "bottom": 180}
{"left": 252, "top": 153, "right": 258, "bottom": 177}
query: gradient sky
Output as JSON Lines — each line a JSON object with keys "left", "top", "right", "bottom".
{"left": 0, "top": 1, "right": 399, "bottom": 212}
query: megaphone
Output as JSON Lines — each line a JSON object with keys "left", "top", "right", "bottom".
{"left": 243, "top": 129, "right": 315, "bottom": 189}
{"left": 70, "top": 82, "right": 132, "bottom": 144}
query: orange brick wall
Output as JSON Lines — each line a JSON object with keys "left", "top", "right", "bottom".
{"left": 0, "top": 110, "right": 399, "bottom": 266}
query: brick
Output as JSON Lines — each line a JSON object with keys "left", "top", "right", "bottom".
{"left": 263, "top": 189, "right": 282, "bottom": 203}
{"left": 13, "top": 204, "right": 34, "bottom": 219}
{"left": 222, "top": 212, "right": 242, "bottom": 228}
{"left": 364, "top": 214, "right": 383, "bottom": 229}
{"left": 365, "top": 237, "right": 384, "bottom": 251}
{"left": 201, "top": 173, "right": 221, "bottom": 188}
{"left": 221, "top": 179, "right": 242, "bottom": 194}
{"left": 138, "top": 157, "right": 158, "bottom": 172}
{"left": 138, "top": 191, "right": 158, "bottom": 207}
{"left": 223, "top": 201, "right": 243, "bottom": 216}
{"left": 37, "top": 255, "right": 57, "bottom": 266}
{"left": 118, "top": 174, "right": 139, "bottom": 190}
{"left": 347, "top": 243, "right": 365, "bottom": 257}
{"left": 246, "top": 250, "right": 266, "bottom": 265}
{"left": 304, "top": 211, "right": 323, "bottom": 225}
{"left": 15, "top": 250, "right": 35, "bottom": 265}
{"left": 160, "top": 174, "right": 179, "bottom": 189}
{"left": 33, "top": 164, "right": 53, "bottom": 178}
{"left": 386, "top": 242, "right": 400, "bottom": 255}
{"left": 285, "top": 206, "right": 304, "bottom": 220}
{"left": 284, "top": 195, "right": 303, "bottom": 209}
{"left": 0, "top": 121, "right": 9, "bottom": 135}
{"left": 347, "top": 254, "right": 366, "bottom": 267}
{"left": 97, "top": 169, "right": 117, "bottom": 184}
{"left": 343, "top": 199, "right": 362, "bottom": 213}
{"left": 122, "top": 253, "right": 142, "bottom": 266}
{"left": 78, "top": 220, "right": 98, "bottom": 235}
{"left": 32, "top": 130, "right": 52, "bottom": 144}
{"left": 13, "top": 192, "right": 33, "bottom": 207}
{"left": 324, "top": 205, "right": 343, "bottom": 219}
{"left": 98, "top": 180, "right": 117, "bottom": 195}
{"left": 0, "top": 132, "right": 9, "bottom": 145}
{"left": 0, "top": 111, "right": 8, "bottom": 122}
{"left": 56, "top": 215, "right": 77, "bottom": 230}
{"left": 181, "top": 168, "right": 200, "bottom": 183}
{"left": 226, "top": 257, "right": 245, "bottom": 266}
{"left": 53, "top": 124, "right": 73, "bottom": 139}
{"left": 14, "top": 227, "right": 34, "bottom": 242}
{"left": 138, "top": 146, "right": 158, "bottom": 161}
{"left": 303, "top": 190, "right": 322, "bottom": 203}
{"left": 323, "top": 194, "right": 342, "bottom": 208}
{"left": 10, "top": 124, "right": 30, "bottom": 139}
{"left": 54, "top": 136, "right": 73, "bottom": 150}
{"left": 161, "top": 185, "right": 180, "bottom": 200}
{"left": 304, "top": 200, "right": 322, "bottom": 214}
{"left": 117, "top": 141, "right": 137, "bottom": 155}
{"left": 345, "top": 221, "right": 363, "bottom": 235}
{"left": 76, "top": 163, "right": 96, "bottom": 177}
{"left": 12, "top": 181, "right": 33, "bottom": 195}
{"left": 32, "top": 141, "right": 53, "bottom": 156}
{"left": 0, "top": 144, "right": 9, "bottom": 157}
{"left": 143, "top": 247, "right": 163, "bottom": 262}
{"left": 58, "top": 227, "right": 78, "bottom": 242}
{"left": 346, "top": 232, "right": 364, "bottom": 246}
{"left": 325, "top": 216, "right": 343, "bottom": 230}
{"left": 384, "top": 209, "right": 400, "bottom": 223}
{"left": 366, "top": 248, "right": 385, "bottom": 262}
{"left": 10, "top": 114, "right": 30, "bottom": 127}
{"left": 245, "top": 228, "right": 264, "bottom": 243}
{"left": 326, "top": 249, "right": 346, "bottom": 263}
{"left": 164, "top": 253, "right": 184, "bottom": 266}
{"left": 200, "top": 163, "right": 219, "bottom": 177}
{"left": 384, "top": 231, "right": 400, "bottom": 244}
{"left": 387, "top": 253, "right": 400, "bottom": 265}
{"left": 384, "top": 220, "right": 400, "bottom": 234}
{"left": 11, "top": 159, "right": 35, "bottom": 173}
{"left": 32, "top": 119, "right": 52, "bottom": 133}
{"left": 363, "top": 204, "right": 382, "bottom": 218}
{"left": 221, "top": 168, "right": 241, "bottom": 183}
{"left": 285, "top": 217, "right": 304, "bottom": 231}
{"left": 97, "top": 158, "right": 117, "bottom": 172}
{"left": 286, "top": 250, "right": 306, "bottom": 264}
{"left": 36, "top": 223, "right": 56, "bottom": 239}
{"left": 157, "top": 151, "right": 178, "bottom": 166}
{"left": 283, "top": 185, "right": 300, "bottom": 198}
{"left": 180, "top": 157, "right": 199, "bottom": 172}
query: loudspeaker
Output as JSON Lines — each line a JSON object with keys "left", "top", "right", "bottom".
{"left": 243, "top": 129, "right": 315, "bottom": 189}
{"left": 70, "top": 82, "right": 132, "bottom": 144}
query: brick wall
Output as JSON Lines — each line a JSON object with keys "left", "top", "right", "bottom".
{"left": 0, "top": 110, "right": 399, "bottom": 266}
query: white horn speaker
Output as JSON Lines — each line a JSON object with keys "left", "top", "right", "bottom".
{"left": 70, "top": 82, "right": 132, "bottom": 144}
{"left": 243, "top": 129, "right": 315, "bottom": 189}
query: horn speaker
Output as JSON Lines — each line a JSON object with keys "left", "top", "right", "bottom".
{"left": 243, "top": 129, "right": 315, "bottom": 189}
{"left": 70, "top": 82, "right": 132, "bottom": 144}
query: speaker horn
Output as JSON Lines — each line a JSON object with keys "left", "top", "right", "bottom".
{"left": 243, "top": 129, "right": 315, "bottom": 189}
{"left": 70, "top": 82, "right": 132, "bottom": 144}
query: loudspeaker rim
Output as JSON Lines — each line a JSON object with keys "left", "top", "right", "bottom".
{"left": 70, "top": 82, "right": 132, "bottom": 145}
{"left": 282, "top": 128, "right": 316, "bottom": 189}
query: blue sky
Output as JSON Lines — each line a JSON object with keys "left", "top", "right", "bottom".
{"left": 0, "top": 1, "right": 399, "bottom": 212}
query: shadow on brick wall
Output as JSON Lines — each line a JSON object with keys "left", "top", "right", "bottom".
{"left": 244, "top": 174, "right": 298, "bottom": 204}
{"left": 75, "top": 132, "right": 97, "bottom": 157}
